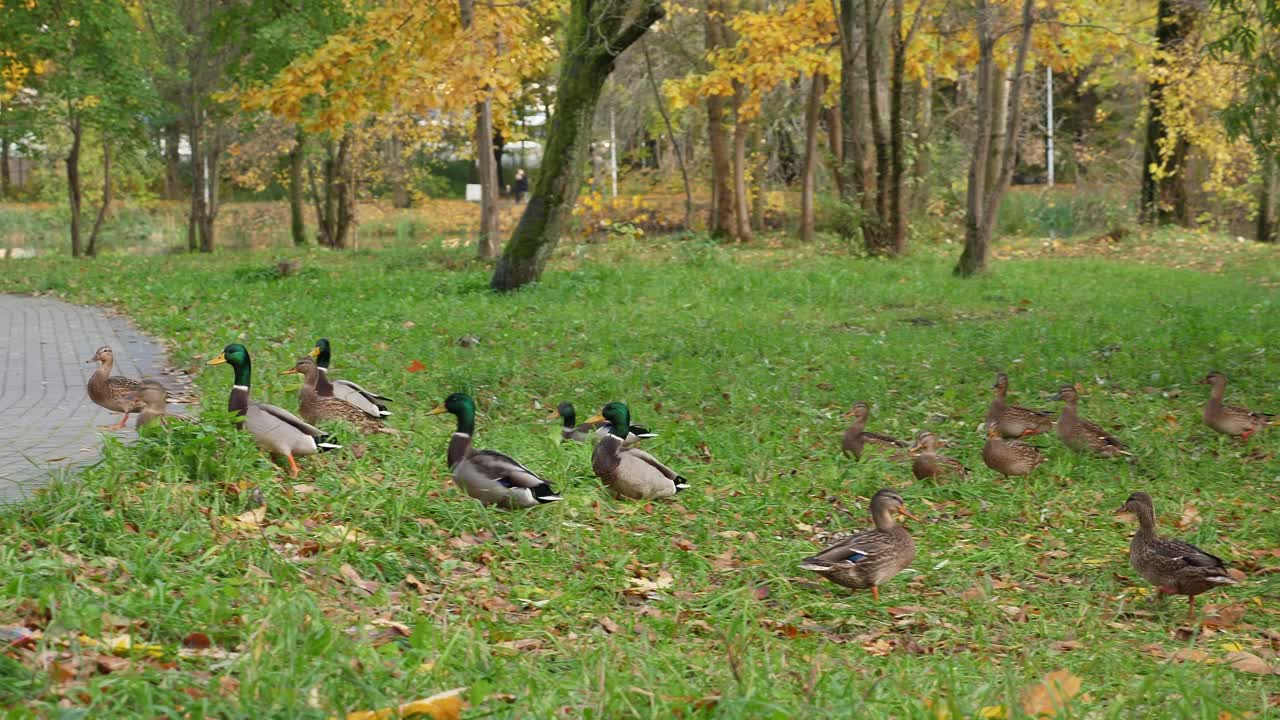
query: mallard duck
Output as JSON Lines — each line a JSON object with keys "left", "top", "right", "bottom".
{"left": 586, "top": 402, "right": 688, "bottom": 500}
{"left": 126, "top": 380, "right": 193, "bottom": 429}
{"left": 548, "top": 401, "right": 656, "bottom": 446}
{"left": 841, "top": 402, "right": 909, "bottom": 460}
{"left": 1200, "top": 371, "right": 1274, "bottom": 440}
{"left": 981, "top": 422, "right": 1046, "bottom": 478}
{"left": 85, "top": 346, "right": 144, "bottom": 429}
{"left": 308, "top": 339, "right": 391, "bottom": 418}
{"left": 282, "top": 356, "right": 395, "bottom": 434}
{"left": 910, "top": 431, "right": 969, "bottom": 480}
{"left": 427, "top": 392, "right": 562, "bottom": 508}
{"left": 1053, "top": 385, "right": 1131, "bottom": 457}
{"left": 985, "top": 372, "right": 1055, "bottom": 439}
{"left": 207, "top": 344, "right": 340, "bottom": 477}
{"left": 799, "top": 488, "right": 918, "bottom": 599}
{"left": 1116, "top": 491, "right": 1237, "bottom": 618}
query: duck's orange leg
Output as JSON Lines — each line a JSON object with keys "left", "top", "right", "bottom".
{"left": 872, "top": 586, "right": 880, "bottom": 601}
{"left": 286, "top": 454, "right": 300, "bottom": 477}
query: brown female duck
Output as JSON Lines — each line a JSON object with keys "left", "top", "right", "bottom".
{"left": 985, "top": 372, "right": 1054, "bottom": 439}
{"left": 981, "top": 422, "right": 1046, "bottom": 478}
{"left": 85, "top": 346, "right": 144, "bottom": 429}
{"left": 841, "top": 402, "right": 909, "bottom": 460}
{"left": 283, "top": 356, "right": 395, "bottom": 434}
{"left": 799, "top": 488, "right": 918, "bottom": 599}
{"left": 1116, "top": 492, "right": 1237, "bottom": 618}
{"left": 1200, "top": 371, "right": 1273, "bottom": 440}
{"left": 910, "top": 431, "right": 968, "bottom": 480}
{"left": 1053, "top": 386, "right": 1130, "bottom": 457}
{"left": 126, "top": 380, "right": 193, "bottom": 429}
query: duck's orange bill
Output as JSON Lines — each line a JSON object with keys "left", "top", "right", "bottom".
{"left": 280, "top": 368, "right": 299, "bottom": 375}
{"left": 427, "top": 404, "right": 448, "bottom": 416}
{"left": 899, "top": 506, "right": 921, "bottom": 521}
{"left": 584, "top": 414, "right": 606, "bottom": 425}
{"left": 207, "top": 353, "right": 227, "bottom": 366}
{"left": 544, "top": 409, "right": 562, "bottom": 421}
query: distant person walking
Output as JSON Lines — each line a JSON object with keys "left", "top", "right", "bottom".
{"left": 513, "top": 169, "right": 529, "bottom": 203}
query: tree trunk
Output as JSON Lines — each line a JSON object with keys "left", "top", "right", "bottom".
{"left": 706, "top": 0, "right": 736, "bottom": 238}
{"left": 387, "top": 134, "right": 411, "bottom": 209}
{"left": 837, "top": 0, "right": 873, "bottom": 238}
{"left": 642, "top": 36, "right": 693, "bottom": 229}
{"left": 67, "top": 116, "right": 83, "bottom": 258}
{"left": 1141, "top": 0, "right": 1197, "bottom": 225}
{"left": 476, "top": 99, "right": 501, "bottom": 258}
{"left": 751, "top": 124, "right": 766, "bottom": 231}
{"left": 164, "top": 122, "right": 182, "bottom": 201}
{"left": 289, "top": 127, "right": 307, "bottom": 245}
{"left": 826, "top": 106, "right": 845, "bottom": 197}
{"left": 1, "top": 108, "right": 10, "bottom": 199}
{"left": 862, "top": 0, "right": 892, "bottom": 254}
{"left": 888, "top": 0, "right": 921, "bottom": 255}
{"left": 910, "top": 70, "right": 934, "bottom": 215}
{"left": 731, "top": 88, "right": 754, "bottom": 242}
{"left": 801, "top": 74, "right": 825, "bottom": 241}
{"left": 86, "top": 142, "right": 112, "bottom": 257}
{"left": 333, "top": 133, "right": 354, "bottom": 249}
{"left": 1259, "top": 154, "right": 1277, "bottom": 243}
{"left": 490, "top": 0, "right": 664, "bottom": 290}
{"left": 984, "top": 66, "right": 1009, "bottom": 197}
{"left": 954, "top": 0, "right": 1035, "bottom": 277}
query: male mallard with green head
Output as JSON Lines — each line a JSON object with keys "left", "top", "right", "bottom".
{"left": 799, "top": 488, "right": 918, "bottom": 599}
{"left": 208, "top": 344, "right": 340, "bottom": 477}
{"left": 428, "top": 392, "right": 562, "bottom": 509}
{"left": 309, "top": 339, "right": 391, "bottom": 418}
{"left": 549, "top": 401, "right": 656, "bottom": 445}
{"left": 283, "top": 356, "right": 395, "bottom": 434}
{"left": 587, "top": 402, "right": 687, "bottom": 500}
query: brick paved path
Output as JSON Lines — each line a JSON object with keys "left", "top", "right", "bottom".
{"left": 0, "top": 295, "right": 182, "bottom": 502}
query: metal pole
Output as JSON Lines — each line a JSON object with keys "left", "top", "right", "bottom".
{"left": 609, "top": 106, "right": 618, "bottom": 199}
{"left": 1046, "top": 66, "right": 1054, "bottom": 188}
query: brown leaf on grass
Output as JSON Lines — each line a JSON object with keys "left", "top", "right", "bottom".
{"left": 886, "top": 606, "right": 927, "bottom": 618}
{"left": 94, "top": 653, "right": 130, "bottom": 674}
{"left": 1049, "top": 640, "right": 1084, "bottom": 653}
{"left": 1020, "top": 669, "right": 1083, "bottom": 717}
{"left": 1227, "top": 568, "right": 1247, "bottom": 581}
{"left": 404, "top": 574, "right": 430, "bottom": 595}
{"left": 218, "top": 675, "right": 241, "bottom": 696}
{"left": 182, "top": 632, "right": 212, "bottom": 649}
{"left": 372, "top": 619, "right": 413, "bottom": 638}
{"left": 710, "top": 548, "right": 739, "bottom": 572}
{"left": 1224, "top": 651, "right": 1277, "bottom": 675}
{"left": 220, "top": 504, "right": 267, "bottom": 532}
{"left": 292, "top": 484, "right": 319, "bottom": 495}
{"left": 624, "top": 570, "right": 674, "bottom": 597}
{"left": 1176, "top": 503, "right": 1201, "bottom": 530}
{"left": 599, "top": 617, "right": 622, "bottom": 635}
{"left": 344, "top": 687, "right": 467, "bottom": 720}
{"left": 1202, "top": 604, "right": 1246, "bottom": 629}
{"left": 672, "top": 538, "right": 697, "bottom": 552}
{"left": 493, "top": 638, "right": 542, "bottom": 653}
{"left": 1169, "top": 648, "right": 1212, "bottom": 664}
{"left": 49, "top": 660, "right": 78, "bottom": 684}
{"left": 961, "top": 584, "right": 985, "bottom": 601}
{"left": 339, "top": 564, "right": 379, "bottom": 595}
{"left": 406, "top": 360, "right": 426, "bottom": 373}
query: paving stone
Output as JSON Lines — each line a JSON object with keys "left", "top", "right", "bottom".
{"left": 0, "top": 294, "right": 183, "bottom": 503}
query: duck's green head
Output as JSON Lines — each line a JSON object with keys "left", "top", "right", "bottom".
{"left": 428, "top": 392, "right": 476, "bottom": 434}
{"left": 588, "top": 401, "right": 630, "bottom": 437}
{"left": 208, "top": 343, "right": 252, "bottom": 386}
{"left": 310, "top": 338, "right": 332, "bottom": 368}
{"left": 548, "top": 401, "right": 576, "bottom": 427}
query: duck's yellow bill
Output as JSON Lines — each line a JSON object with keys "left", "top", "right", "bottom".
{"left": 427, "top": 404, "right": 448, "bottom": 415}
{"left": 584, "top": 414, "right": 606, "bottom": 424}
{"left": 280, "top": 368, "right": 299, "bottom": 375}
{"left": 544, "top": 409, "right": 562, "bottom": 421}
{"left": 207, "top": 353, "right": 227, "bottom": 365}
{"left": 308, "top": 347, "right": 321, "bottom": 358}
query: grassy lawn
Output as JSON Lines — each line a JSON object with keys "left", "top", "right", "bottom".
{"left": 0, "top": 234, "right": 1278, "bottom": 718}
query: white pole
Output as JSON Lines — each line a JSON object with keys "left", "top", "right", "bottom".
{"left": 1046, "top": 65, "right": 1054, "bottom": 188}
{"left": 609, "top": 106, "right": 618, "bottom": 199}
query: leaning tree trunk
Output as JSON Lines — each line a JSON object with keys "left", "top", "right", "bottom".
{"left": 954, "top": 0, "right": 1035, "bottom": 277}
{"left": 1141, "top": 0, "right": 1198, "bottom": 225}
{"left": 66, "top": 116, "right": 83, "bottom": 258}
{"left": 642, "top": 36, "right": 693, "bottom": 229}
{"left": 289, "top": 127, "right": 307, "bottom": 246}
{"left": 706, "top": 0, "right": 736, "bottom": 238}
{"left": 86, "top": 142, "right": 112, "bottom": 257}
{"left": 801, "top": 74, "right": 826, "bottom": 242}
{"left": 490, "top": 0, "right": 664, "bottom": 291}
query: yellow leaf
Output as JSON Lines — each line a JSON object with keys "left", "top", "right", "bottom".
{"left": 341, "top": 688, "right": 467, "bottom": 720}
{"left": 1020, "top": 669, "right": 1082, "bottom": 718}
{"left": 979, "top": 706, "right": 1006, "bottom": 719}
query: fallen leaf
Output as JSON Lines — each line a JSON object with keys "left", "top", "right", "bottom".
{"left": 1176, "top": 503, "right": 1201, "bottom": 529}
{"left": 406, "top": 360, "right": 426, "bottom": 373}
{"left": 372, "top": 619, "right": 413, "bottom": 638}
{"left": 599, "top": 617, "right": 622, "bottom": 634}
{"left": 1049, "top": 640, "right": 1083, "bottom": 653}
{"left": 961, "top": 585, "right": 985, "bottom": 601}
{"left": 1169, "top": 648, "right": 1212, "bottom": 664}
{"left": 183, "top": 632, "right": 212, "bottom": 649}
{"left": 344, "top": 687, "right": 466, "bottom": 720}
{"left": 1020, "top": 668, "right": 1082, "bottom": 717}
{"left": 292, "top": 484, "right": 319, "bottom": 495}
{"left": 404, "top": 574, "right": 430, "bottom": 594}
{"left": 672, "top": 538, "right": 696, "bottom": 552}
{"left": 94, "top": 653, "right": 130, "bottom": 674}
{"left": 979, "top": 706, "right": 1006, "bottom": 719}
{"left": 339, "top": 564, "right": 379, "bottom": 595}
{"left": 402, "top": 321, "right": 416, "bottom": 329}
{"left": 1225, "top": 651, "right": 1277, "bottom": 675}
{"left": 624, "top": 570, "right": 674, "bottom": 597}
{"left": 221, "top": 505, "right": 267, "bottom": 532}
{"left": 886, "top": 605, "right": 927, "bottom": 618}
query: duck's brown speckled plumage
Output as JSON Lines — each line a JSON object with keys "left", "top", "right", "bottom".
{"left": 981, "top": 423, "right": 1046, "bottom": 477}
{"left": 1117, "top": 492, "right": 1237, "bottom": 618}
{"left": 841, "top": 402, "right": 909, "bottom": 460}
{"left": 286, "top": 357, "right": 393, "bottom": 434}
{"left": 799, "top": 488, "right": 917, "bottom": 599}
{"left": 86, "top": 346, "right": 144, "bottom": 428}
{"left": 985, "top": 373, "right": 1055, "bottom": 439}
{"left": 128, "top": 380, "right": 194, "bottom": 429}
{"left": 1200, "top": 371, "right": 1273, "bottom": 440}
{"left": 1054, "top": 386, "right": 1130, "bottom": 457}
{"left": 910, "top": 432, "right": 968, "bottom": 480}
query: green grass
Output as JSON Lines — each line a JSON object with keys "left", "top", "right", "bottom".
{"left": 0, "top": 236, "right": 1278, "bottom": 718}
